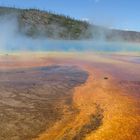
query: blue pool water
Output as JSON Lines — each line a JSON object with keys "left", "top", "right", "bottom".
{"left": 1, "top": 40, "right": 140, "bottom": 53}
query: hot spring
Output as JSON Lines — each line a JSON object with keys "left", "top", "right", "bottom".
{"left": 1, "top": 40, "right": 140, "bottom": 54}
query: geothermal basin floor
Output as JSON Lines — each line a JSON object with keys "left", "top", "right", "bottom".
{"left": 0, "top": 53, "right": 139, "bottom": 140}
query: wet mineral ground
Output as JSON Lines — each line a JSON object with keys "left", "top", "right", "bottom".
{"left": 0, "top": 65, "right": 88, "bottom": 140}
{"left": 0, "top": 53, "right": 139, "bottom": 140}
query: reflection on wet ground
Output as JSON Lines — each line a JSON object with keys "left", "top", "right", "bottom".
{"left": 104, "top": 54, "right": 140, "bottom": 64}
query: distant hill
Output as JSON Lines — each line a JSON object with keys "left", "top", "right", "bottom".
{"left": 0, "top": 6, "right": 140, "bottom": 42}
{"left": 0, "top": 6, "right": 91, "bottom": 39}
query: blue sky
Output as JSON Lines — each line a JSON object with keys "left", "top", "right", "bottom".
{"left": 0, "top": 0, "right": 140, "bottom": 31}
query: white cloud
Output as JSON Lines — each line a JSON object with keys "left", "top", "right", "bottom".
{"left": 81, "top": 18, "right": 90, "bottom": 22}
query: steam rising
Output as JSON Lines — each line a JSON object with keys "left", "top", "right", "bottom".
{"left": 0, "top": 14, "right": 140, "bottom": 53}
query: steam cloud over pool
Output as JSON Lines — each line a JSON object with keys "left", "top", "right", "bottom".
{"left": 0, "top": 15, "right": 140, "bottom": 53}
